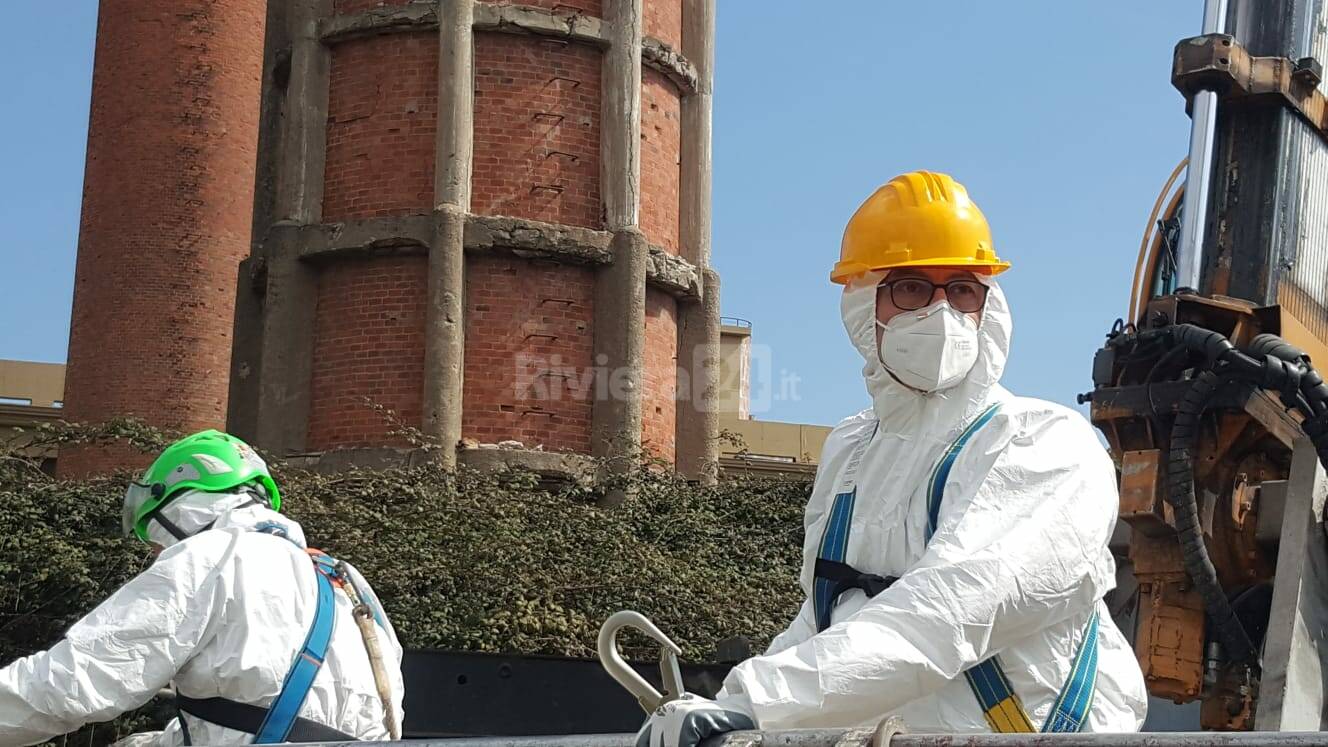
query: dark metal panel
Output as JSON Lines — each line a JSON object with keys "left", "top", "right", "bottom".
{"left": 1205, "top": 98, "right": 1298, "bottom": 303}
{"left": 401, "top": 650, "right": 733, "bottom": 738}
{"left": 1201, "top": 0, "right": 1318, "bottom": 303}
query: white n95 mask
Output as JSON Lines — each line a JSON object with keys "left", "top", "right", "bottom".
{"left": 876, "top": 301, "right": 979, "bottom": 393}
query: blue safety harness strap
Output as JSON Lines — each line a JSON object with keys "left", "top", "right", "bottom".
{"left": 812, "top": 421, "right": 879, "bottom": 632}
{"left": 1042, "top": 609, "right": 1101, "bottom": 733}
{"left": 925, "top": 404, "right": 1002, "bottom": 542}
{"left": 251, "top": 551, "right": 339, "bottom": 744}
{"left": 811, "top": 402, "right": 1100, "bottom": 733}
{"left": 174, "top": 526, "right": 360, "bottom": 744}
{"left": 813, "top": 490, "right": 859, "bottom": 632}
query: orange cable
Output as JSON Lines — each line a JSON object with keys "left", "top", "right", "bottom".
{"left": 1129, "top": 158, "right": 1189, "bottom": 323}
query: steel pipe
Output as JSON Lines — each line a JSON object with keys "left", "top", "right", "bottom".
{"left": 1175, "top": 0, "right": 1229, "bottom": 291}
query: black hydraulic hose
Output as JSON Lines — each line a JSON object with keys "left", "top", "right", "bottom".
{"left": 1102, "top": 323, "right": 1328, "bottom": 666}
{"left": 1246, "top": 333, "right": 1307, "bottom": 364}
{"left": 1155, "top": 325, "right": 1328, "bottom": 666}
{"left": 1170, "top": 323, "right": 1238, "bottom": 363}
{"left": 1166, "top": 367, "right": 1260, "bottom": 664}
{"left": 1245, "top": 334, "right": 1324, "bottom": 416}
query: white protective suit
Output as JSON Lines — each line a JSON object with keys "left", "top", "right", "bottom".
{"left": 715, "top": 275, "right": 1147, "bottom": 733}
{"left": 0, "top": 490, "right": 406, "bottom": 746}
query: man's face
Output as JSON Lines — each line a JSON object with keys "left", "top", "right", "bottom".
{"left": 875, "top": 267, "right": 985, "bottom": 326}
{"left": 874, "top": 267, "right": 986, "bottom": 353}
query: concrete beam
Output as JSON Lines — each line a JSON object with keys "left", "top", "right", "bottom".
{"left": 600, "top": 0, "right": 643, "bottom": 230}
{"left": 294, "top": 215, "right": 607, "bottom": 264}
{"left": 473, "top": 2, "right": 606, "bottom": 46}
{"left": 642, "top": 37, "right": 698, "bottom": 93}
{"left": 674, "top": 0, "right": 718, "bottom": 481}
{"left": 247, "top": 0, "right": 291, "bottom": 245}
{"left": 423, "top": 206, "right": 468, "bottom": 467}
{"left": 284, "top": 444, "right": 597, "bottom": 488}
{"left": 675, "top": 268, "right": 721, "bottom": 483}
{"left": 285, "top": 446, "right": 437, "bottom": 472}
{"left": 436, "top": 0, "right": 475, "bottom": 208}
{"left": 322, "top": 2, "right": 605, "bottom": 46}
{"left": 254, "top": 229, "right": 319, "bottom": 454}
{"left": 231, "top": 0, "right": 291, "bottom": 441}
{"left": 592, "top": 229, "right": 648, "bottom": 494}
{"left": 319, "top": 3, "right": 694, "bottom": 92}
{"left": 647, "top": 246, "right": 701, "bottom": 299}
{"left": 287, "top": 214, "right": 698, "bottom": 297}
{"left": 293, "top": 216, "right": 434, "bottom": 260}
{"left": 318, "top": 2, "right": 439, "bottom": 44}
{"left": 277, "top": 0, "right": 331, "bottom": 223}
{"left": 464, "top": 217, "right": 700, "bottom": 296}
{"left": 242, "top": 0, "right": 330, "bottom": 453}
{"left": 226, "top": 256, "right": 267, "bottom": 441}
{"left": 465, "top": 214, "right": 613, "bottom": 262}
{"left": 458, "top": 447, "right": 597, "bottom": 488}
{"left": 679, "top": 0, "right": 714, "bottom": 267}
{"left": 422, "top": 0, "right": 476, "bottom": 469}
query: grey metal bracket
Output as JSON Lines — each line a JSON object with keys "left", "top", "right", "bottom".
{"left": 1254, "top": 438, "right": 1328, "bottom": 730}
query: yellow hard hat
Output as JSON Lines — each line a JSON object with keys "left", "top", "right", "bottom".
{"left": 831, "top": 170, "right": 1010, "bottom": 284}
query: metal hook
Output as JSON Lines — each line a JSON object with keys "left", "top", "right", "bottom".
{"left": 597, "top": 610, "right": 685, "bottom": 713}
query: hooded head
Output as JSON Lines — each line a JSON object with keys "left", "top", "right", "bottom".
{"left": 841, "top": 270, "right": 1012, "bottom": 432}
{"left": 138, "top": 486, "right": 303, "bottom": 551}
{"left": 833, "top": 170, "right": 1012, "bottom": 433}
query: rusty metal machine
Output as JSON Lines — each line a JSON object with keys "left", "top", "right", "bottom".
{"left": 1089, "top": 0, "right": 1328, "bottom": 732}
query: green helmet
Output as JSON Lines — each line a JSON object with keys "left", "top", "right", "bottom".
{"left": 122, "top": 430, "right": 281, "bottom": 542}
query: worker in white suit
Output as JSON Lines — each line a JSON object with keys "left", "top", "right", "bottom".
{"left": 638, "top": 171, "right": 1147, "bottom": 747}
{"left": 0, "top": 430, "right": 405, "bottom": 746}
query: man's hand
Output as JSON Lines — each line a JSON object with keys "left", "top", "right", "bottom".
{"left": 635, "top": 694, "right": 755, "bottom": 747}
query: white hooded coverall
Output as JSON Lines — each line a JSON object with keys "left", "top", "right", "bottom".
{"left": 715, "top": 276, "right": 1148, "bottom": 733}
{"left": 0, "top": 490, "right": 406, "bottom": 746}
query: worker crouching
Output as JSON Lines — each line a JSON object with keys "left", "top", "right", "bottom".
{"left": 0, "top": 430, "right": 405, "bottom": 745}
{"left": 637, "top": 171, "right": 1148, "bottom": 747}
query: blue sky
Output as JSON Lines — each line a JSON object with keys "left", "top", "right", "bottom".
{"left": 713, "top": 2, "right": 1197, "bottom": 424}
{"left": 0, "top": 2, "right": 1197, "bottom": 425}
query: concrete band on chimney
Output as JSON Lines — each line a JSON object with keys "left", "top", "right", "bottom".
{"left": 229, "top": 0, "right": 719, "bottom": 482}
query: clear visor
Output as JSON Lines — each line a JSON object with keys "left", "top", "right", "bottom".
{"left": 122, "top": 482, "right": 154, "bottom": 538}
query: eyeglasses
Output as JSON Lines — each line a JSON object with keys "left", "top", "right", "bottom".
{"left": 878, "top": 276, "right": 988, "bottom": 314}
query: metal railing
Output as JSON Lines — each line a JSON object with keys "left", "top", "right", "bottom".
{"left": 286, "top": 730, "right": 1325, "bottom": 747}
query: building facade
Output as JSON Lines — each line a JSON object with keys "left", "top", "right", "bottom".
{"left": 226, "top": 0, "right": 721, "bottom": 479}
{"left": 5, "top": 314, "right": 830, "bottom": 478}
{"left": 0, "top": 360, "right": 67, "bottom": 473}
{"left": 716, "top": 321, "right": 829, "bottom": 478}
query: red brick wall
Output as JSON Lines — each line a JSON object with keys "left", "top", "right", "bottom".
{"left": 463, "top": 255, "right": 596, "bottom": 452}
{"left": 61, "top": 0, "right": 266, "bottom": 477}
{"left": 640, "top": 69, "right": 681, "bottom": 254}
{"left": 472, "top": 34, "right": 602, "bottom": 229}
{"left": 643, "top": 289, "right": 677, "bottom": 464}
{"left": 323, "top": 33, "right": 438, "bottom": 222}
{"left": 644, "top": 0, "right": 683, "bottom": 50}
{"left": 334, "top": 0, "right": 415, "bottom": 14}
{"left": 306, "top": 255, "right": 428, "bottom": 449}
{"left": 490, "top": 0, "right": 602, "bottom": 13}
